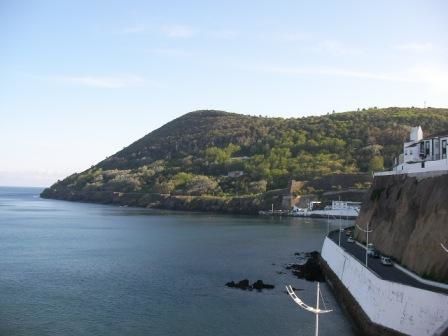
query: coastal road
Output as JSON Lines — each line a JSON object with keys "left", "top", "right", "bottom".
{"left": 328, "top": 229, "right": 448, "bottom": 295}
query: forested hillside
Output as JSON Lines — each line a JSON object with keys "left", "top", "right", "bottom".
{"left": 42, "top": 107, "right": 448, "bottom": 199}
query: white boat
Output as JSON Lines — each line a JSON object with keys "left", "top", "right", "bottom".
{"left": 291, "top": 200, "right": 361, "bottom": 219}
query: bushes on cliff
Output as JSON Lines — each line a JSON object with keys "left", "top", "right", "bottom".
{"left": 44, "top": 107, "right": 448, "bottom": 197}
{"left": 184, "top": 175, "right": 220, "bottom": 195}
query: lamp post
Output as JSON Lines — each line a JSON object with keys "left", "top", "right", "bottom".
{"left": 338, "top": 215, "right": 342, "bottom": 246}
{"left": 356, "top": 222, "right": 373, "bottom": 268}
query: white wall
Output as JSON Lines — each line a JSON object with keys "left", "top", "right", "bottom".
{"left": 376, "top": 159, "right": 448, "bottom": 176}
{"left": 321, "top": 238, "right": 448, "bottom": 336}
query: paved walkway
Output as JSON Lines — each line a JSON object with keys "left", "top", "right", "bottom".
{"left": 328, "top": 229, "right": 448, "bottom": 295}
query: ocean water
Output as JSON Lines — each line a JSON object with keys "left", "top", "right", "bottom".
{"left": 0, "top": 187, "right": 356, "bottom": 336}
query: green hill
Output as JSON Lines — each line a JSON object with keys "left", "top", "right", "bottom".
{"left": 41, "top": 107, "right": 448, "bottom": 206}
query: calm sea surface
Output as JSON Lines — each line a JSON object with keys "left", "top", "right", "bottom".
{"left": 0, "top": 187, "right": 356, "bottom": 336}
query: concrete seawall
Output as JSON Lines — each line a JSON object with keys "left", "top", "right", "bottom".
{"left": 320, "top": 237, "right": 448, "bottom": 336}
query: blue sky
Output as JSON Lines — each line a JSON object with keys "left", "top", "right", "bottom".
{"left": 1, "top": 0, "right": 447, "bottom": 186}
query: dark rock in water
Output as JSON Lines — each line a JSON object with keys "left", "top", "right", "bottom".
{"left": 226, "top": 279, "right": 250, "bottom": 290}
{"left": 287, "top": 251, "right": 325, "bottom": 282}
{"left": 226, "top": 279, "right": 274, "bottom": 291}
{"left": 252, "top": 280, "right": 264, "bottom": 290}
{"left": 237, "top": 279, "right": 250, "bottom": 290}
{"left": 225, "top": 281, "right": 236, "bottom": 288}
{"left": 252, "top": 280, "right": 275, "bottom": 291}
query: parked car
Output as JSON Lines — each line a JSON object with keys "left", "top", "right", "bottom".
{"left": 369, "top": 250, "right": 380, "bottom": 258}
{"left": 345, "top": 230, "right": 352, "bottom": 236}
{"left": 347, "top": 236, "right": 354, "bottom": 243}
{"left": 380, "top": 256, "right": 393, "bottom": 266}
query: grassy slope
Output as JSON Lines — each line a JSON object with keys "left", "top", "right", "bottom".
{"left": 42, "top": 107, "right": 448, "bottom": 199}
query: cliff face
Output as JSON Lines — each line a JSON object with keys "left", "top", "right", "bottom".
{"left": 354, "top": 173, "right": 448, "bottom": 282}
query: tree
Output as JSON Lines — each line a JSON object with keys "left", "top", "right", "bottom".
{"left": 248, "top": 180, "right": 267, "bottom": 194}
{"left": 369, "top": 156, "right": 384, "bottom": 172}
{"left": 154, "top": 180, "right": 175, "bottom": 194}
{"left": 185, "top": 175, "right": 219, "bottom": 195}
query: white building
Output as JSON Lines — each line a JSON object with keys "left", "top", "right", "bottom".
{"left": 227, "top": 170, "right": 244, "bottom": 178}
{"left": 376, "top": 126, "right": 448, "bottom": 176}
{"left": 291, "top": 200, "right": 361, "bottom": 218}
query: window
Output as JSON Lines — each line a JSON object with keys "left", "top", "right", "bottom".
{"left": 434, "top": 139, "right": 440, "bottom": 160}
{"left": 443, "top": 140, "right": 447, "bottom": 159}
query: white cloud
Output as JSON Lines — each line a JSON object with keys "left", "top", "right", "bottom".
{"left": 312, "top": 40, "right": 363, "bottom": 56}
{"left": 279, "top": 31, "right": 311, "bottom": 42}
{"left": 161, "top": 25, "right": 195, "bottom": 38}
{"left": 254, "top": 63, "right": 448, "bottom": 95}
{"left": 122, "top": 24, "right": 146, "bottom": 34}
{"left": 408, "top": 65, "right": 448, "bottom": 94}
{"left": 395, "top": 42, "right": 434, "bottom": 52}
{"left": 207, "top": 29, "right": 239, "bottom": 39}
{"left": 256, "top": 65, "right": 399, "bottom": 81}
{"left": 121, "top": 24, "right": 238, "bottom": 40}
{"left": 150, "top": 48, "right": 192, "bottom": 57}
{"left": 51, "top": 75, "right": 146, "bottom": 88}
{"left": 257, "top": 31, "right": 311, "bottom": 43}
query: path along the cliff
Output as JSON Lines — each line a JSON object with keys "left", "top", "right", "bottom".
{"left": 329, "top": 229, "right": 448, "bottom": 295}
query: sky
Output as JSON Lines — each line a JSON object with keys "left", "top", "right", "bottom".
{"left": 1, "top": 0, "right": 447, "bottom": 187}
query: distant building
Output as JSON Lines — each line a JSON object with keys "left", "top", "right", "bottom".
{"left": 227, "top": 171, "right": 244, "bottom": 178}
{"left": 376, "top": 126, "right": 448, "bottom": 176}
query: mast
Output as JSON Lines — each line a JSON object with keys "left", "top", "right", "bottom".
{"left": 315, "top": 282, "right": 320, "bottom": 336}
{"left": 286, "top": 284, "right": 331, "bottom": 336}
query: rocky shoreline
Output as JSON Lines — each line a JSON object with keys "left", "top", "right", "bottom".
{"left": 225, "top": 251, "right": 326, "bottom": 295}
{"left": 286, "top": 251, "right": 325, "bottom": 282}
{"left": 40, "top": 189, "right": 284, "bottom": 215}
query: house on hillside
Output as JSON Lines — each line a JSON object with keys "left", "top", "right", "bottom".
{"left": 376, "top": 126, "right": 448, "bottom": 176}
{"left": 227, "top": 171, "right": 245, "bottom": 178}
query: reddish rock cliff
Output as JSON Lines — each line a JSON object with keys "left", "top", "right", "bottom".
{"left": 354, "top": 173, "right": 448, "bottom": 282}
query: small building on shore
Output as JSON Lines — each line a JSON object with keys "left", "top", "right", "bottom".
{"left": 227, "top": 170, "right": 244, "bottom": 178}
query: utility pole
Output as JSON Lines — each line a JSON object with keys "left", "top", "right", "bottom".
{"left": 315, "top": 283, "right": 320, "bottom": 336}
{"left": 356, "top": 223, "right": 373, "bottom": 267}
{"left": 338, "top": 215, "right": 342, "bottom": 246}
